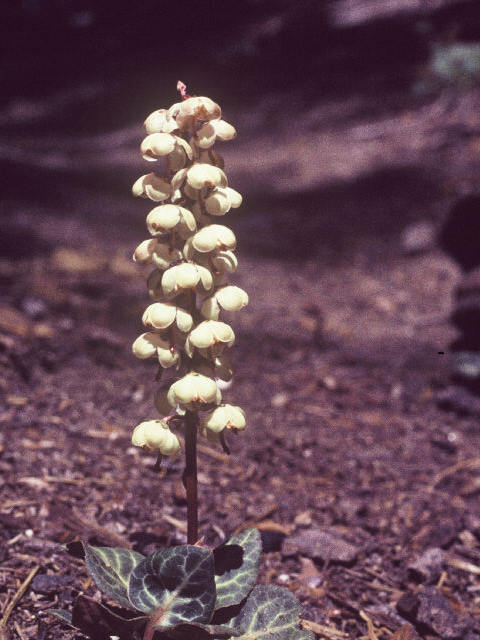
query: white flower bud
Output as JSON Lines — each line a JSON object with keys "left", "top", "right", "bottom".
{"left": 167, "top": 373, "right": 221, "bottom": 411}
{"left": 225, "top": 187, "right": 242, "bottom": 208}
{"left": 132, "top": 174, "right": 171, "bottom": 202}
{"left": 205, "top": 189, "right": 231, "bottom": 216}
{"left": 212, "top": 250, "right": 238, "bottom": 273}
{"left": 191, "top": 224, "right": 236, "bottom": 253}
{"left": 142, "top": 302, "right": 193, "bottom": 332}
{"left": 186, "top": 164, "right": 227, "bottom": 190}
{"left": 185, "top": 320, "right": 235, "bottom": 357}
{"left": 146, "top": 204, "right": 196, "bottom": 238}
{"left": 133, "top": 239, "right": 183, "bottom": 269}
{"left": 167, "top": 101, "right": 183, "bottom": 119}
{"left": 132, "top": 420, "right": 181, "bottom": 459}
{"left": 133, "top": 239, "right": 157, "bottom": 264}
{"left": 213, "top": 119, "right": 236, "bottom": 142}
{"left": 162, "top": 262, "right": 213, "bottom": 295}
{"left": 141, "top": 133, "right": 176, "bottom": 160}
{"left": 175, "top": 97, "right": 221, "bottom": 129}
{"left": 195, "top": 122, "right": 217, "bottom": 149}
{"left": 144, "top": 109, "right": 177, "bottom": 134}
{"left": 200, "top": 285, "right": 249, "bottom": 320}
{"left": 140, "top": 133, "right": 193, "bottom": 165}
{"left": 132, "top": 332, "right": 179, "bottom": 368}
{"left": 200, "top": 404, "right": 245, "bottom": 434}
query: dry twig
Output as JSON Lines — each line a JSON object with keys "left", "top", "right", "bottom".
{"left": 0, "top": 565, "right": 39, "bottom": 640}
{"left": 301, "top": 618, "right": 350, "bottom": 639}
{"left": 430, "top": 456, "right": 480, "bottom": 489}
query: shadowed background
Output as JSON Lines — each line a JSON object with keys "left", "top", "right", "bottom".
{"left": 2, "top": 0, "right": 480, "bottom": 262}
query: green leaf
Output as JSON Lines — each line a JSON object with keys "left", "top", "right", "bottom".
{"left": 49, "top": 609, "right": 74, "bottom": 626}
{"left": 84, "top": 544, "right": 144, "bottom": 610}
{"left": 227, "top": 585, "right": 314, "bottom": 640}
{"left": 128, "top": 545, "right": 216, "bottom": 630}
{"left": 214, "top": 528, "right": 261, "bottom": 610}
{"left": 164, "top": 622, "right": 242, "bottom": 639}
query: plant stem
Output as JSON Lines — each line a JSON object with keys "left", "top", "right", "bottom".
{"left": 184, "top": 410, "right": 198, "bottom": 544}
{"left": 143, "top": 620, "right": 155, "bottom": 640}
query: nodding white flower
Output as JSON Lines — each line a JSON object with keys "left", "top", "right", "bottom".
{"left": 142, "top": 302, "right": 193, "bottom": 333}
{"left": 200, "top": 404, "right": 245, "bottom": 439}
{"left": 186, "top": 164, "right": 227, "bottom": 190}
{"left": 191, "top": 224, "right": 236, "bottom": 253}
{"left": 185, "top": 320, "right": 235, "bottom": 358}
{"left": 132, "top": 332, "right": 179, "bottom": 368}
{"left": 132, "top": 420, "right": 181, "bottom": 458}
{"left": 132, "top": 173, "right": 171, "bottom": 202}
{"left": 162, "top": 262, "right": 213, "bottom": 296}
{"left": 204, "top": 187, "right": 242, "bottom": 216}
{"left": 133, "top": 239, "right": 158, "bottom": 264}
{"left": 141, "top": 133, "right": 193, "bottom": 169}
{"left": 133, "top": 239, "right": 183, "bottom": 269}
{"left": 183, "top": 239, "right": 238, "bottom": 274}
{"left": 146, "top": 204, "right": 196, "bottom": 238}
{"left": 212, "top": 250, "right": 238, "bottom": 273}
{"left": 194, "top": 119, "right": 237, "bottom": 149}
{"left": 174, "top": 96, "right": 221, "bottom": 130}
{"left": 200, "top": 285, "right": 249, "bottom": 320}
{"left": 144, "top": 109, "right": 177, "bottom": 134}
{"left": 167, "top": 373, "right": 221, "bottom": 411}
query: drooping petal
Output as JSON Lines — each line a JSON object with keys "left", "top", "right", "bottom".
{"left": 132, "top": 332, "right": 168, "bottom": 359}
{"left": 141, "top": 133, "right": 176, "bottom": 161}
{"left": 146, "top": 205, "right": 196, "bottom": 236}
{"left": 213, "top": 119, "right": 237, "bottom": 141}
{"left": 144, "top": 109, "right": 177, "bottom": 134}
{"left": 225, "top": 187, "right": 242, "bottom": 208}
{"left": 212, "top": 250, "right": 238, "bottom": 273}
{"left": 186, "top": 164, "right": 227, "bottom": 190}
{"left": 142, "top": 303, "right": 177, "bottom": 329}
{"left": 192, "top": 224, "right": 236, "bottom": 253}
{"left": 132, "top": 420, "right": 181, "bottom": 459}
{"left": 132, "top": 174, "right": 171, "bottom": 201}
{"left": 195, "top": 122, "right": 217, "bottom": 149}
{"left": 205, "top": 189, "right": 231, "bottom": 216}
{"left": 215, "top": 285, "right": 249, "bottom": 312}
{"left": 176, "top": 307, "right": 194, "bottom": 332}
{"left": 133, "top": 239, "right": 157, "bottom": 264}
{"left": 168, "top": 373, "right": 220, "bottom": 410}
{"left": 201, "top": 405, "right": 246, "bottom": 434}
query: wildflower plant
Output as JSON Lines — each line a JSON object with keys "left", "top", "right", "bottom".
{"left": 50, "top": 84, "right": 313, "bottom": 640}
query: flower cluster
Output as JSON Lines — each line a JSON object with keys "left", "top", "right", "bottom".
{"left": 131, "top": 86, "right": 247, "bottom": 461}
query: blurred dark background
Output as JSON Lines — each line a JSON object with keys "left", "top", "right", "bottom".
{"left": 2, "top": 0, "right": 480, "bottom": 259}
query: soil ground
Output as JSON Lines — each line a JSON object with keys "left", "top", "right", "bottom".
{"left": 2, "top": 73, "right": 480, "bottom": 640}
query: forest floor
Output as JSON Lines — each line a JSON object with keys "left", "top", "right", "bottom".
{"left": 2, "top": 82, "right": 480, "bottom": 640}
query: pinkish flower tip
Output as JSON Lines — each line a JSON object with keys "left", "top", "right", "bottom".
{"left": 177, "top": 80, "right": 188, "bottom": 99}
